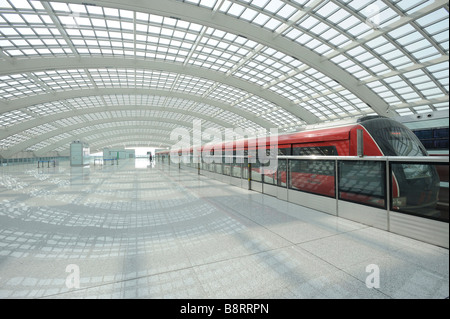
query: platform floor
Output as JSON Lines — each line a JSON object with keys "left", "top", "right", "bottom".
{"left": 0, "top": 158, "right": 448, "bottom": 299}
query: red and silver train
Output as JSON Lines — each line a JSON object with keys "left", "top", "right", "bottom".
{"left": 156, "top": 116, "right": 441, "bottom": 214}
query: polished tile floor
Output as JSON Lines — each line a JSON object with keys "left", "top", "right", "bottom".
{"left": 0, "top": 158, "right": 448, "bottom": 299}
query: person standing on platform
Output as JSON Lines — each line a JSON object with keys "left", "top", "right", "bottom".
{"left": 149, "top": 153, "right": 153, "bottom": 162}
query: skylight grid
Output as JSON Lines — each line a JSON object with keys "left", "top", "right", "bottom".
{"left": 0, "top": 110, "right": 32, "bottom": 127}
{"left": 0, "top": 74, "right": 42, "bottom": 99}
{"left": 235, "top": 62, "right": 282, "bottom": 86}
{"left": 174, "top": 113, "right": 194, "bottom": 122}
{"left": 53, "top": 117, "right": 84, "bottom": 127}
{"left": 96, "top": 130, "right": 167, "bottom": 140}
{"left": 432, "top": 102, "right": 449, "bottom": 112}
{"left": 163, "top": 98, "right": 194, "bottom": 109}
{"left": 89, "top": 68, "right": 136, "bottom": 88}
{"left": 54, "top": 144, "right": 68, "bottom": 152}
{"left": 33, "top": 69, "right": 92, "bottom": 91}
{"left": 299, "top": 101, "right": 326, "bottom": 119}
{"left": 232, "top": 67, "right": 268, "bottom": 86}
{"left": 1, "top": 0, "right": 44, "bottom": 11}
{"left": 189, "top": 50, "right": 236, "bottom": 72}
{"left": 53, "top": 5, "right": 201, "bottom": 60}
{"left": 189, "top": 31, "right": 257, "bottom": 69}
{"left": 27, "top": 101, "right": 72, "bottom": 116}
{"left": 84, "top": 113, "right": 108, "bottom": 121}
{"left": 367, "top": 80, "right": 403, "bottom": 105}
{"left": 415, "top": 8, "right": 449, "bottom": 53}
{"left": 29, "top": 132, "right": 71, "bottom": 150}
{"left": 215, "top": 110, "right": 243, "bottom": 122}
{"left": 262, "top": 109, "right": 299, "bottom": 127}
{"left": 269, "top": 82, "right": 302, "bottom": 102}
{"left": 386, "top": 24, "right": 440, "bottom": 65}
{"left": 104, "top": 95, "right": 129, "bottom": 106}
{"left": 413, "top": 105, "right": 434, "bottom": 114}
{"left": 267, "top": 70, "right": 333, "bottom": 102}
{"left": 0, "top": 133, "right": 27, "bottom": 149}
{"left": 384, "top": 73, "right": 431, "bottom": 103}
{"left": 0, "top": 35, "right": 71, "bottom": 58}
{"left": 285, "top": 5, "right": 352, "bottom": 48}
{"left": 394, "top": 107, "right": 415, "bottom": 116}
{"left": 221, "top": 0, "right": 299, "bottom": 31}
{"left": 394, "top": 0, "right": 436, "bottom": 15}
{"left": 106, "top": 110, "right": 122, "bottom": 118}
{"left": 26, "top": 140, "right": 51, "bottom": 151}
{"left": 71, "top": 126, "right": 91, "bottom": 135}
{"left": 173, "top": 75, "right": 215, "bottom": 96}
{"left": 191, "top": 103, "right": 221, "bottom": 115}
{"left": 23, "top": 123, "right": 56, "bottom": 136}
{"left": 0, "top": 4, "right": 73, "bottom": 58}
{"left": 66, "top": 96, "right": 105, "bottom": 109}
{"left": 137, "top": 95, "right": 168, "bottom": 106}
{"left": 0, "top": 0, "right": 448, "bottom": 156}
{"left": 137, "top": 16, "right": 202, "bottom": 62}
{"left": 335, "top": 89, "right": 367, "bottom": 113}
{"left": 234, "top": 95, "right": 277, "bottom": 115}
{"left": 207, "top": 84, "right": 248, "bottom": 104}
{"left": 239, "top": 49, "right": 297, "bottom": 78}
{"left": 425, "top": 62, "right": 449, "bottom": 93}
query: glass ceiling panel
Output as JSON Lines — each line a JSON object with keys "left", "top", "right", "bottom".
{"left": 0, "top": 110, "right": 32, "bottom": 127}
{"left": 0, "top": 0, "right": 448, "bottom": 156}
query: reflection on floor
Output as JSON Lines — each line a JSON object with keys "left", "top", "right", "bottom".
{"left": 0, "top": 158, "right": 448, "bottom": 299}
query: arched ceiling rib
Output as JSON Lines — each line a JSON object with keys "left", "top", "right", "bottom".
{"left": 39, "top": 0, "right": 448, "bottom": 115}
{"left": 1, "top": 105, "right": 233, "bottom": 141}
{"left": 0, "top": 59, "right": 315, "bottom": 125}
{"left": 88, "top": 137, "right": 172, "bottom": 152}
{"left": 0, "top": 0, "right": 449, "bottom": 157}
{"left": 3, "top": 117, "right": 200, "bottom": 157}
{"left": 0, "top": 87, "right": 274, "bottom": 131}
{"left": 40, "top": 126, "right": 178, "bottom": 155}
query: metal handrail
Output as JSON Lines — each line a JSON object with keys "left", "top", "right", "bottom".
{"left": 278, "top": 155, "right": 449, "bottom": 163}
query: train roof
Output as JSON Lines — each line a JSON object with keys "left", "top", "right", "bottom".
{"left": 157, "top": 116, "right": 401, "bottom": 153}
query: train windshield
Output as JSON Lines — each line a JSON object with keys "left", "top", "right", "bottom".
{"left": 362, "top": 118, "right": 428, "bottom": 157}
{"left": 362, "top": 118, "right": 432, "bottom": 181}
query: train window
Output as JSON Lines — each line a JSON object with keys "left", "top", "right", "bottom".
{"left": 421, "top": 140, "right": 433, "bottom": 149}
{"left": 413, "top": 127, "right": 449, "bottom": 150}
{"left": 414, "top": 129, "right": 433, "bottom": 139}
{"left": 277, "top": 159, "right": 287, "bottom": 187}
{"left": 338, "top": 161, "right": 386, "bottom": 208}
{"left": 278, "top": 147, "right": 291, "bottom": 155}
{"left": 401, "top": 163, "right": 434, "bottom": 180}
{"left": 390, "top": 162, "right": 444, "bottom": 222}
{"left": 434, "top": 128, "right": 449, "bottom": 138}
{"left": 363, "top": 119, "right": 428, "bottom": 156}
{"left": 434, "top": 139, "right": 449, "bottom": 149}
{"left": 289, "top": 160, "right": 334, "bottom": 176}
{"left": 288, "top": 159, "right": 336, "bottom": 197}
{"left": 292, "top": 146, "right": 337, "bottom": 156}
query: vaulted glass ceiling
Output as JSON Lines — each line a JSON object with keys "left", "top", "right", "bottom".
{"left": 0, "top": 0, "right": 448, "bottom": 157}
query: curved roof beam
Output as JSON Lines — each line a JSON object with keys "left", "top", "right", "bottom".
{"left": 36, "top": 124, "right": 183, "bottom": 156}
{"left": 89, "top": 138, "right": 171, "bottom": 152}
{"left": 4, "top": 116, "right": 207, "bottom": 158}
{"left": 1, "top": 100, "right": 252, "bottom": 140}
{"left": 45, "top": 0, "right": 395, "bottom": 117}
{"left": 88, "top": 135, "right": 172, "bottom": 150}
{"left": 84, "top": 136, "right": 173, "bottom": 151}
{"left": 0, "top": 57, "right": 317, "bottom": 124}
